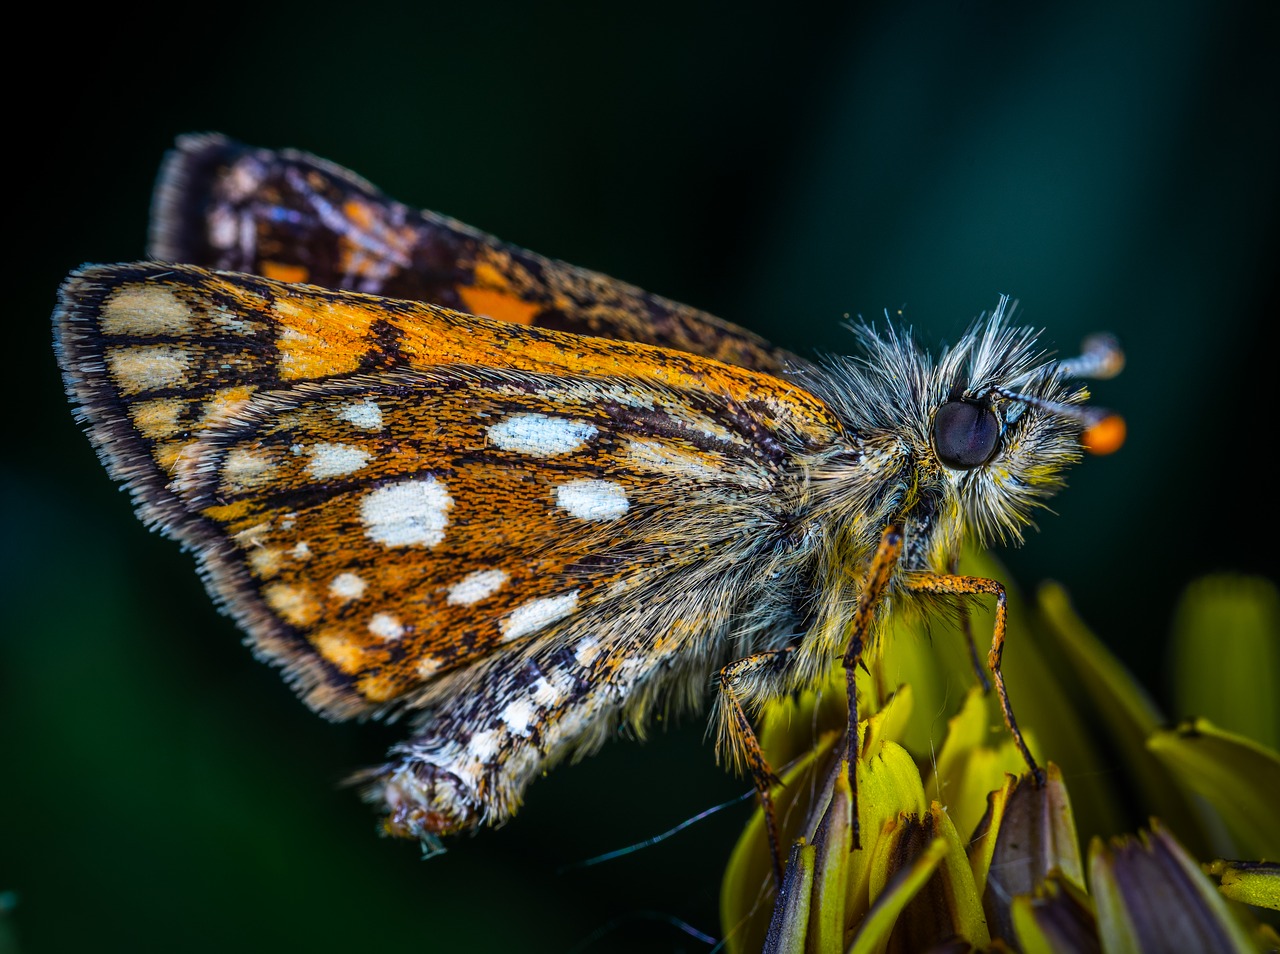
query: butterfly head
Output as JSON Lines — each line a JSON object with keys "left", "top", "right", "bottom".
{"left": 799, "top": 296, "right": 1124, "bottom": 551}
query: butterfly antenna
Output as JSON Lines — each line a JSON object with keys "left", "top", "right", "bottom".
{"left": 996, "top": 333, "right": 1126, "bottom": 455}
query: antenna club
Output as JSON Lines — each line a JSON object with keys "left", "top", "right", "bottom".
{"left": 1083, "top": 413, "right": 1126, "bottom": 455}
{"left": 1075, "top": 333, "right": 1126, "bottom": 379}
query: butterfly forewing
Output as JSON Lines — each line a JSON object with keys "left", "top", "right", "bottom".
{"left": 148, "top": 133, "right": 796, "bottom": 373}
{"left": 54, "top": 263, "right": 843, "bottom": 723}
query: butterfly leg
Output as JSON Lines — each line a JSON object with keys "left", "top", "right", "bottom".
{"left": 714, "top": 647, "right": 797, "bottom": 888}
{"left": 840, "top": 524, "right": 906, "bottom": 850}
{"left": 951, "top": 555, "right": 992, "bottom": 693}
{"left": 904, "top": 572, "right": 1044, "bottom": 786}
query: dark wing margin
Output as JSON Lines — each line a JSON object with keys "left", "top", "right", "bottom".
{"left": 51, "top": 264, "right": 358, "bottom": 717}
{"left": 147, "top": 132, "right": 800, "bottom": 374}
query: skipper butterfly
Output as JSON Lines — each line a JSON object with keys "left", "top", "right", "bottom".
{"left": 53, "top": 134, "right": 1123, "bottom": 880}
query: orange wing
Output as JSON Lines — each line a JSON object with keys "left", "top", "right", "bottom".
{"left": 54, "top": 262, "right": 843, "bottom": 720}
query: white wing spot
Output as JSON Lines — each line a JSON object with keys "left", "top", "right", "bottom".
{"left": 487, "top": 413, "right": 597, "bottom": 456}
{"left": 290, "top": 541, "right": 312, "bottom": 560}
{"left": 339, "top": 400, "right": 384, "bottom": 431}
{"left": 499, "top": 698, "right": 539, "bottom": 737}
{"left": 368, "top": 612, "right": 405, "bottom": 641}
{"left": 362, "top": 478, "right": 452, "bottom": 548}
{"left": 555, "top": 479, "right": 629, "bottom": 521}
{"left": 466, "top": 729, "right": 502, "bottom": 764}
{"left": 416, "top": 657, "right": 443, "bottom": 679}
{"left": 574, "top": 636, "right": 601, "bottom": 666}
{"left": 446, "top": 569, "right": 509, "bottom": 606}
{"left": 329, "top": 572, "right": 367, "bottom": 602}
{"left": 306, "top": 442, "right": 371, "bottom": 479}
{"left": 501, "top": 592, "right": 579, "bottom": 642}
{"left": 530, "top": 675, "right": 567, "bottom": 708}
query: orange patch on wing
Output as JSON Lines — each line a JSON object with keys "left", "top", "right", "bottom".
{"left": 272, "top": 295, "right": 379, "bottom": 380}
{"left": 457, "top": 285, "right": 541, "bottom": 326}
{"left": 314, "top": 630, "right": 371, "bottom": 675}
{"left": 261, "top": 261, "right": 310, "bottom": 284}
{"left": 387, "top": 306, "right": 835, "bottom": 436}
{"left": 357, "top": 673, "right": 401, "bottom": 703}
{"left": 342, "top": 199, "right": 374, "bottom": 230}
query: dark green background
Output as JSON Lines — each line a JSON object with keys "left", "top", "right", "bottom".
{"left": 6, "top": 3, "right": 1276, "bottom": 952}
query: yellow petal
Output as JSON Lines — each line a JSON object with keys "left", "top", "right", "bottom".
{"left": 924, "top": 683, "right": 1028, "bottom": 839}
{"left": 1170, "top": 575, "right": 1280, "bottom": 753}
{"left": 1038, "top": 582, "right": 1209, "bottom": 852}
{"left": 859, "top": 804, "right": 988, "bottom": 950}
{"left": 1147, "top": 718, "right": 1280, "bottom": 859}
{"left": 1204, "top": 860, "right": 1280, "bottom": 913}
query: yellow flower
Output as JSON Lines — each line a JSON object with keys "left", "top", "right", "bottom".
{"left": 720, "top": 556, "right": 1279, "bottom": 952}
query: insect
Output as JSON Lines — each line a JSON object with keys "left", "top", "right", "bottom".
{"left": 53, "top": 133, "right": 1123, "bottom": 882}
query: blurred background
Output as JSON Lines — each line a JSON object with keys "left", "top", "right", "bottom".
{"left": 5, "top": 2, "right": 1276, "bottom": 951}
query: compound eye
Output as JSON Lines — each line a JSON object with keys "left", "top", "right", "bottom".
{"left": 933, "top": 400, "right": 1000, "bottom": 469}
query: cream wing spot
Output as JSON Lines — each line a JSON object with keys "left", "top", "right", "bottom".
{"left": 555, "top": 479, "right": 629, "bottom": 521}
{"left": 106, "top": 345, "right": 190, "bottom": 394}
{"left": 338, "top": 400, "right": 384, "bottom": 431}
{"left": 249, "top": 548, "right": 284, "bottom": 578}
{"left": 132, "top": 398, "right": 187, "bottom": 439}
{"left": 487, "top": 413, "right": 597, "bottom": 456}
{"left": 574, "top": 636, "right": 601, "bottom": 666}
{"left": 223, "top": 447, "right": 278, "bottom": 492}
{"left": 306, "top": 442, "right": 371, "bottom": 479}
{"left": 362, "top": 478, "right": 452, "bottom": 548}
{"left": 263, "top": 583, "right": 320, "bottom": 627}
{"left": 501, "top": 592, "right": 579, "bottom": 642}
{"left": 530, "top": 675, "right": 567, "bottom": 708}
{"left": 100, "top": 285, "right": 193, "bottom": 336}
{"left": 368, "top": 613, "right": 405, "bottom": 641}
{"left": 446, "top": 569, "right": 509, "bottom": 606}
{"left": 329, "top": 572, "right": 367, "bottom": 602}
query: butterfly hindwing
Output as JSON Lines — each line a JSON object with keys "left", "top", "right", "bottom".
{"left": 148, "top": 133, "right": 797, "bottom": 373}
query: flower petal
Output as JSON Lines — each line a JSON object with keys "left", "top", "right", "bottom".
{"left": 762, "top": 840, "right": 815, "bottom": 954}
{"left": 1089, "top": 820, "right": 1256, "bottom": 954}
{"left": 925, "top": 684, "right": 1028, "bottom": 838}
{"left": 1038, "top": 582, "right": 1209, "bottom": 851}
{"left": 1204, "top": 860, "right": 1280, "bottom": 913}
{"left": 1010, "top": 874, "right": 1099, "bottom": 954}
{"left": 849, "top": 834, "right": 949, "bottom": 954}
{"left": 1170, "top": 575, "right": 1280, "bottom": 753}
{"left": 971, "top": 763, "right": 1084, "bottom": 944}
{"left": 1147, "top": 718, "right": 1280, "bottom": 859}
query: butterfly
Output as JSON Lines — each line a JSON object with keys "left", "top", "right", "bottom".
{"left": 53, "top": 133, "right": 1123, "bottom": 882}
